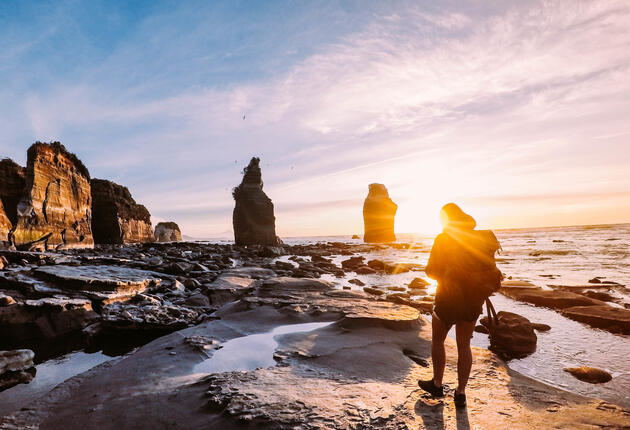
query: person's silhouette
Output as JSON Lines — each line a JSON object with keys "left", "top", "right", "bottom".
{"left": 418, "top": 203, "right": 501, "bottom": 408}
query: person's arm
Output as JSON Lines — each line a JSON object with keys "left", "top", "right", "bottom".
{"left": 425, "top": 234, "right": 445, "bottom": 280}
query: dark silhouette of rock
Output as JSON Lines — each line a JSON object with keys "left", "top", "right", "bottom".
{"left": 154, "top": 222, "right": 182, "bottom": 242}
{"left": 363, "top": 183, "right": 397, "bottom": 243}
{"left": 11, "top": 143, "right": 93, "bottom": 249}
{"left": 91, "top": 179, "right": 154, "bottom": 244}
{"left": 564, "top": 366, "right": 612, "bottom": 384}
{"left": 480, "top": 311, "right": 537, "bottom": 359}
{"left": 232, "top": 157, "right": 281, "bottom": 246}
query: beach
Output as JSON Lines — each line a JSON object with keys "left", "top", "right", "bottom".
{"left": 1, "top": 224, "right": 629, "bottom": 428}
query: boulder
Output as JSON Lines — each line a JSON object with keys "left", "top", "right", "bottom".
{"left": 154, "top": 222, "right": 182, "bottom": 242}
{"left": 0, "top": 349, "right": 34, "bottom": 375}
{"left": 91, "top": 179, "right": 154, "bottom": 244}
{"left": 564, "top": 366, "right": 612, "bottom": 384}
{"left": 480, "top": 311, "right": 537, "bottom": 359}
{"left": 363, "top": 183, "right": 397, "bottom": 243}
{"left": 232, "top": 157, "right": 281, "bottom": 246}
{"left": 11, "top": 143, "right": 93, "bottom": 248}
{"left": 560, "top": 305, "right": 630, "bottom": 335}
{"left": 0, "top": 349, "right": 36, "bottom": 391}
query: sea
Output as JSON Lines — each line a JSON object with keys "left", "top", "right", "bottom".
{"left": 280, "top": 223, "right": 630, "bottom": 407}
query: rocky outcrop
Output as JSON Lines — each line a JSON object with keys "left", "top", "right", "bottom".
{"left": 363, "top": 183, "right": 397, "bottom": 243}
{"left": 11, "top": 143, "right": 93, "bottom": 249}
{"left": 91, "top": 179, "right": 154, "bottom": 244}
{"left": 0, "top": 349, "right": 35, "bottom": 392}
{"left": 0, "top": 159, "right": 26, "bottom": 244}
{"left": 154, "top": 222, "right": 182, "bottom": 242}
{"left": 560, "top": 305, "right": 630, "bottom": 335}
{"left": 232, "top": 157, "right": 281, "bottom": 246}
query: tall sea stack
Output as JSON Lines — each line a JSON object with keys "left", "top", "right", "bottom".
{"left": 232, "top": 157, "right": 281, "bottom": 245}
{"left": 12, "top": 143, "right": 94, "bottom": 248}
{"left": 363, "top": 183, "right": 397, "bottom": 243}
{"left": 90, "top": 179, "right": 154, "bottom": 244}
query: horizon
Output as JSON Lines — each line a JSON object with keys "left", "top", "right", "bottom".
{"left": 1, "top": 1, "right": 629, "bottom": 237}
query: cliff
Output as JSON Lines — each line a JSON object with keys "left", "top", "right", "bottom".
{"left": 0, "top": 159, "right": 26, "bottom": 244}
{"left": 363, "top": 183, "right": 397, "bottom": 243}
{"left": 232, "top": 157, "right": 281, "bottom": 246}
{"left": 91, "top": 179, "right": 154, "bottom": 244}
{"left": 154, "top": 222, "right": 182, "bottom": 242}
{"left": 12, "top": 143, "right": 93, "bottom": 248}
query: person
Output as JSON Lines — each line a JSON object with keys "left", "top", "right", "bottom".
{"left": 418, "top": 203, "right": 502, "bottom": 408}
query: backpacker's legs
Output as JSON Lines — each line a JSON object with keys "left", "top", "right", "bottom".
{"left": 455, "top": 320, "right": 475, "bottom": 394}
{"left": 431, "top": 312, "right": 450, "bottom": 387}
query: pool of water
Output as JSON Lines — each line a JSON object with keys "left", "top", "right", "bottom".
{"left": 0, "top": 351, "right": 114, "bottom": 417}
{"left": 193, "top": 321, "right": 334, "bottom": 374}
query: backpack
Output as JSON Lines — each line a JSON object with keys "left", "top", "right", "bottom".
{"left": 465, "top": 230, "right": 503, "bottom": 302}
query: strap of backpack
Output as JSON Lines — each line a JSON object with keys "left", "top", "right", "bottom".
{"left": 485, "top": 298, "right": 498, "bottom": 327}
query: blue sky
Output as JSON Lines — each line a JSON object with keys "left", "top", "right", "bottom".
{"left": 1, "top": 0, "right": 629, "bottom": 237}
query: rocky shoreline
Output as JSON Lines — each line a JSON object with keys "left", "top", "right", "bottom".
{"left": 0, "top": 240, "right": 629, "bottom": 428}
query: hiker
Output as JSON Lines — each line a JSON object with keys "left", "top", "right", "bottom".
{"left": 418, "top": 203, "right": 502, "bottom": 408}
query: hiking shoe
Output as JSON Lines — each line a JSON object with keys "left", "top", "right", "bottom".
{"left": 417, "top": 379, "right": 444, "bottom": 397}
{"left": 454, "top": 392, "right": 466, "bottom": 408}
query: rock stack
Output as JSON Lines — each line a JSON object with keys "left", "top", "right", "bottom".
{"left": 363, "top": 183, "right": 397, "bottom": 243}
{"left": 2, "top": 143, "right": 93, "bottom": 249}
{"left": 91, "top": 179, "right": 154, "bottom": 245}
{"left": 232, "top": 157, "right": 281, "bottom": 246}
{"left": 154, "top": 222, "right": 182, "bottom": 242}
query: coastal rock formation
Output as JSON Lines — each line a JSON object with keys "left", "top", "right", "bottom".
{"left": 561, "top": 305, "right": 630, "bottom": 335}
{"left": 0, "top": 297, "right": 98, "bottom": 351}
{"left": 363, "top": 183, "right": 397, "bottom": 243}
{"left": 232, "top": 157, "right": 281, "bottom": 246}
{"left": 0, "top": 159, "right": 26, "bottom": 245}
{"left": 91, "top": 179, "right": 154, "bottom": 244}
{"left": 154, "top": 222, "right": 182, "bottom": 242}
{"left": 11, "top": 143, "right": 94, "bottom": 249}
{"left": 0, "top": 201, "right": 11, "bottom": 246}
{"left": 0, "top": 349, "right": 35, "bottom": 391}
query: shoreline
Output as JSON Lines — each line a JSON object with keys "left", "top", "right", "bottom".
{"left": 1, "top": 236, "right": 629, "bottom": 427}
{"left": 2, "top": 299, "right": 629, "bottom": 429}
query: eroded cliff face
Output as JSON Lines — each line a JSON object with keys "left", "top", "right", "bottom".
{"left": 0, "top": 200, "right": 11, "bottom": 244}
{"left": 0, "top": 159, "right": 26, "bottom": 244}
{"left": 232, "top": 157, "right": 281, "bottom": 246}
{"left": 12, "top": 143, "right": 93, "bottom": 248}
{"left": 91, "top": 179, "right": 154, "bottom": 244}
{"left": 154, "top": 222, "right": 182, "bottom": 242}
{"left": 363, "top": 183, "right": 397, "bottom": 243}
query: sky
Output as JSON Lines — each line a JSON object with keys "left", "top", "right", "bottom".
{"left": 1, "top": 0, "right": 629, "bottom": 238}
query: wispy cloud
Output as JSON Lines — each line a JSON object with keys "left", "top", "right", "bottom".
{"left": 1, "top": 0, "right": 629, "bottom": 236}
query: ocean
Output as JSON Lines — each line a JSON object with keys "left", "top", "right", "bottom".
{"left": 280, "top": 223, "right": 630, "bottom": 407}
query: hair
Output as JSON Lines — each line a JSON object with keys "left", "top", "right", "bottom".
{"left": 440, "top": 203, "right": 476, "bottom": 231}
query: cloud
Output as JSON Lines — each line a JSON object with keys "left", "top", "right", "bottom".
{"left": 2, "top": 0, "right": 630, "bottom": 236}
